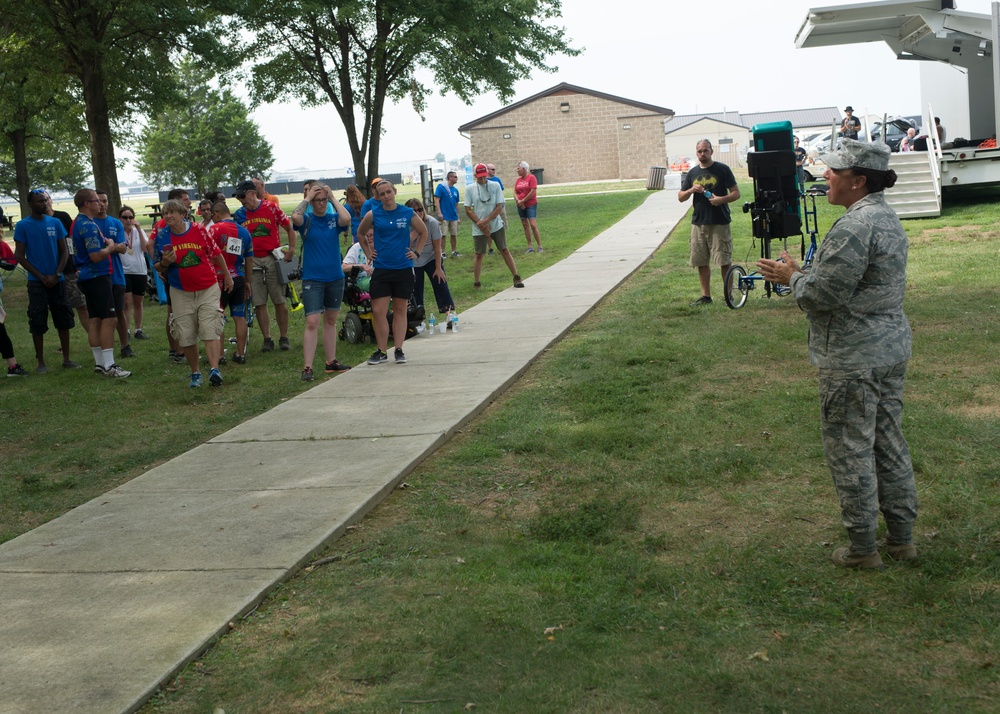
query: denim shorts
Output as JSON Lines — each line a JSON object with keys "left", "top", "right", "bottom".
{"left": 517, "top": 204, "right": 537, "bottom": 220}
{"left": 301, "top": 279, "right": 345, "bottom": 315}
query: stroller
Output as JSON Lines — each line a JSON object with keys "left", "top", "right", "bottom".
{"left": 338, "top": 266, "right": 425, "bottom": 343}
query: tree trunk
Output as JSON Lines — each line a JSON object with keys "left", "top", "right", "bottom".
{"left": 7, "top": 128, "right": 31, "bottom": 220}
{"left": 79, "top": 55, "right": 122, "bottom": 214}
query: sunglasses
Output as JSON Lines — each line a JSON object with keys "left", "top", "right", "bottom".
{"left": 29, "top": 188, "right": 47, "bottom": 196}
{"left": 84, "top": 198, "right": 101, "bottom": 204}
{"left": 413, "top": 206, "right": 424, "bottom": 213}
{"left": 120, "top": 214, "right": 135, "bottom": 219}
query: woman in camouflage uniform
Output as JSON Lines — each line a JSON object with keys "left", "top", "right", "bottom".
{"left": 758, "top": 138, "right": 918, "bottom": 571}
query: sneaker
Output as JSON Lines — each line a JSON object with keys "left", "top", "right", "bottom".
{"left": 451, "top": 250, "right": 460, "bottom": 258}
{"left": 513, "top": 274, "right": 525, "bottom": 288}
{"left": 691, "top": 296, "right": 713, "bottom": 306}
{"left": 189, "top": 371, "right": 203, "bottom": 388}
{"left": 233, "top": 353, "right": 247, "bottom": 365}
{"left": 537, "top": 248, "right": 544, "bottom": 253}
{"left": 219, "top": 354, "right": 228, "bottom": 365}
{"left": 169, "top": 350, "right": 184, "bottom": 363}
{"left": 62, "top": 360, "right": 81, "bottom": 369}
{"left": 279, "top": 336, "right": 290, "bottom": 351}
{"left": 488, "top": 248, "right": 494, "bottom": 255}
{"left": 367, "top": 349, "right": 388, "bottom": 365}
{"left": 831, "top": 547, "right": 885, "bottom": 571}
{"left": 208, "top": 368, "right": 223, "bottom": 387}
{"left": 35, "top": 364, "right": 48, "bottom": 374}
{"left": 301, "top": 366, "right": 315, "bottom": 382}
{"left": 103, "top": 363, "right": 132, "bottom": 379}
{"left": 525, "top": 247, "right": 534, "bottom": 253}
{"left": 261, "top": 337, "right": 275, "bottom": 353}
{"left": 886, "top": 543, "right": 918, "bottom": 561}
{"left": 120, "top": 344, "right": 136, "bottom": 358}
{"left": 94, "top": 365, "right": 105, "bottom": 374}
{"left": 7, "top": 364, "right": 28, "bottom": 377}
{"left": 394, "top": 348, "right": 407, "bottom": 364}
{"left": 133, "top": 329, "right": 148, "bottom": 340}
{"left": 325, "top": 359, "right": 352, "bottom": 373}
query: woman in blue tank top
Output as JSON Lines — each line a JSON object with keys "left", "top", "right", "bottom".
{"left": 357, "top": 180, "right": 428, "bottom": 365}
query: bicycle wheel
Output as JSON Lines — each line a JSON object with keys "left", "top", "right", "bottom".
{"left": 724, "top": 265, "right": 749, "bottom": 309}
{"left": 773, "top": 282, "right": 791, "bottom": 297}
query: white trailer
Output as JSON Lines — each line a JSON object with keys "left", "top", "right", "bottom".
{"left": 796, "top": 0, "right": 1000, "bottom": 213}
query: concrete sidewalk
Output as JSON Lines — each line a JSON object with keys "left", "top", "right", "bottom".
{"left": 0, "top": 189, "right": 690, "bottom": 714}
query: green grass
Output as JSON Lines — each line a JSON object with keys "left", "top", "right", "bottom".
{"left": 138, "top": 186, "right": 999, "bottom": 713}
{"left": 0, "top": 189, "right": 647, "bottom": 545}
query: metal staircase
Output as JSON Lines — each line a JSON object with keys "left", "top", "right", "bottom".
{"left": 884, "top": 151, "right": 941, "bottom": 218}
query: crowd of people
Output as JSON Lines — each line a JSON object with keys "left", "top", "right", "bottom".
{"left": 1, "top": 161, "right": 544, "bottom": 384}
{"left": 3, "top": 145, "right": 923, "bottom": 573}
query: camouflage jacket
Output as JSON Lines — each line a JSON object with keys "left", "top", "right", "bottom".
{"left": 790, "top": 192, "right": 912, "bottom": 368}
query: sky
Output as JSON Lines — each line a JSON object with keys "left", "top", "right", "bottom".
{"left": 119, "top": 0, "right": 995, "bottom": 182}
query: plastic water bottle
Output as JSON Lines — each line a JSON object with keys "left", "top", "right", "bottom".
{"left": 451, "top": 314, "right": 459, "bottom": 333}
{"left": 428, "top": 313, "right": 437, "bottom": 335}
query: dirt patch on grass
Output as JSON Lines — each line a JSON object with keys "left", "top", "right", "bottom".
{"left": 910, "top": 226, "right": 996, "bottom": 244}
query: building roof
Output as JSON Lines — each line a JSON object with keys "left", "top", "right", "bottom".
{"left": 458, "top": 83, "right": 674, "bottom": 132}
{"left": 663, "top": 107, "right": 842, "bottom": 135}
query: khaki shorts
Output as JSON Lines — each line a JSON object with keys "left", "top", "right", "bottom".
{"left": 474, "top": 227, "right": 508, "bottom": 254}
{"left": 250, "top": 253, "right": 286, "bottom": 307}
{"left": 690, "top": 224, "right": 733, "bottom": 267}
{"left": 440, "top": 219, "right": 459, "bottom": 237}
{"left": 169, "top": 284, "right": 224, "bottom": 346}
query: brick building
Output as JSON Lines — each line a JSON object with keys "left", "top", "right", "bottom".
{"left": 458, "top": 83, "right": 674, "bottom": 184}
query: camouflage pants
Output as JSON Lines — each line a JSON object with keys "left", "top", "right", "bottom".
{"left": 819, "top": 362, "right": 918, "bottom": 534}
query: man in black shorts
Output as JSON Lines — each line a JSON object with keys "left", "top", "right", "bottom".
{"left": 71, "top": 188, "right": 130, "bottom": 378}
{"left": 13, "top": 189, "right": 78, "bottom": 372}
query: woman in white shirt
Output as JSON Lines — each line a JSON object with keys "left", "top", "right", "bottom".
{"left": 118, "top": 206, "right": 149, "bottom": 340}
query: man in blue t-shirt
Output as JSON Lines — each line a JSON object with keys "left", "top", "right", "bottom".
{"left": 13, "top": 189, "right": 77, "bottom": 372}
{"left": 434, "top": 172, "right": 461, "bottom": 257}
{"left": 678, "top": 139, "right": 741, "bottom": 306}
{"left": 95, "top": 190, "right": 134, "bottom": 358}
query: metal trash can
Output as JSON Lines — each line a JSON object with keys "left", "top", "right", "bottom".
{"left": 530, "top": 168, "right": 544, "bottom": 185}
{"left": 646, "top": 166, "right": 667, "bottom": 190}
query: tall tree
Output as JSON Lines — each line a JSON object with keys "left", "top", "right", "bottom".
{"left": 138, "top": 84, "right": 274, "bottom": 196}
{"left": 10, "top": 1, "right": 239, "bottom": 212}
{"left": 244, "top": 0, "right": 578, "bottom": 193}
{"left": 0, "top": 30, "right": 89, "bottom": 216}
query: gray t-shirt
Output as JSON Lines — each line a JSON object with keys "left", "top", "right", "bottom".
{"left": 413, "top": 216, "right": 442, "bottom": 268}
{"left": 464, "top": 180, "right": 504, "bottom": 235}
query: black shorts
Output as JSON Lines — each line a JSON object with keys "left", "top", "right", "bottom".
{"left": 369, "top": 267, "right": 415, "bottom": 300}
{"left": 125, "top": 273, "right": 148, "bottom": 296}
{"left": 220, "top": 276, "right": 246, "bottom": 313}
{"left": 79, "top": 276, "right": 116, "bottom": 319}
{"left": 112, "top": 283, "right": 126, "bottom": 314}
{"left": 27, "top": 281, "right": 75, "bottom": 335}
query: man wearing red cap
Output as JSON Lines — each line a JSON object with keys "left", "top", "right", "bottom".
{"left": 465, "top": 163, "right": 524, "bottom": 289}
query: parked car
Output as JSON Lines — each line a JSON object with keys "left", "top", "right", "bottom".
{"left": 870, "top": 116, "right": 921, "bottom": 151}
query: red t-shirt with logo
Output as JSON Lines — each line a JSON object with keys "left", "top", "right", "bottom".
{"left": 234, "top": 200, "right": 290, "bottom": 258}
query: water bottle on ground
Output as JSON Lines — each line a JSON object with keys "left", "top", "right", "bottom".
{"left": 428, "top": 313, "right": 437, "bottom": 335}
{"left": 451, "top": 314, "right": 459, "bottom": 333}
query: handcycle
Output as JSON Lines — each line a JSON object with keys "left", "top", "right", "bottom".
{"left": 724, "top": 179, "right": 823, "bottom": 310}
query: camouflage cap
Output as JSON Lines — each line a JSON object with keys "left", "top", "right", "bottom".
{"left": 821, "top": 138, "right": 890, "bottom": 172}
